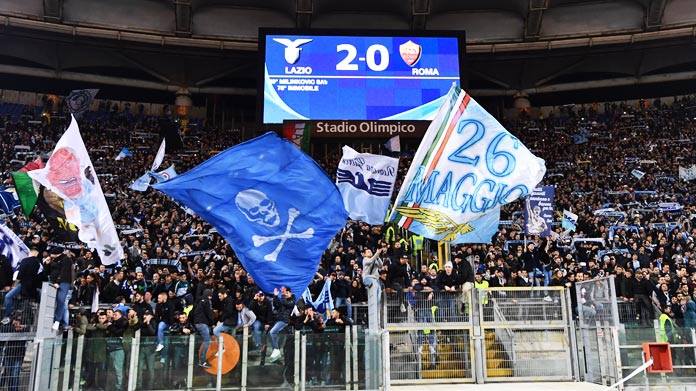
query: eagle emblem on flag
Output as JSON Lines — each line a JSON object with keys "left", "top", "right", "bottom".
{"left": 399, "top": 40, "right": 422, "bottom": 67}
{"left": 395, "top": 206, "right": 473, "bottom": 242}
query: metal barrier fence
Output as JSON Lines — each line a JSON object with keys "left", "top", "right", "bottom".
{"left": 384, "top": 290, "right": 472, "bottom": 327}
{"left": 384, "top": 286, "right": 574, "bottom": 385}
{"left": 575, "top": 276, "right": 621, "bottom": 387}
{"left": 385, "top": 289, "right": 474, "bottom": 385}
{"left": 23, "top": 325, "right": 384, "bottom": 391}
{"left": 481, "top": 287, "right": 573, "bottom": 382}
{"left": 0, "top": 290, "right": 40, "bottom": 333}
{"left": 576, "top": 276, "right": 620, "bottom": 328}
{"left": 0, "top": 334, "right": 36, "bottom": 391}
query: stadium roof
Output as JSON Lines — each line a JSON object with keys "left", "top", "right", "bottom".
{"left": 1, "top": 0, "right": 696, "bottom": 107}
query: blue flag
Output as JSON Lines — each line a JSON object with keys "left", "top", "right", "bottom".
{"left": 153, "top": 132, "right": 347, "bottom": 296}
{"left": 115, "top": 148, "right": 132, "bottom": 161}
{"left": 0, "top": 190, "right": 19, "bottom": 215}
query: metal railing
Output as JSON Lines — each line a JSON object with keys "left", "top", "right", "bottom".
{"left": 21, "top": 325, "right": 384, "bottom": 391}
{"left": 384, "top": 290, "right": 473, "bottom": 328}
{"left": 481, "top": 287, "right": 567, "bottom": 326}
{"left": 0, "top": 290, "right": 40, "bottom": 334}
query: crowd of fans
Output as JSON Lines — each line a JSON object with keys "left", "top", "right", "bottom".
{"left": 0, "top": 95, "right": 695, "bottom": 388}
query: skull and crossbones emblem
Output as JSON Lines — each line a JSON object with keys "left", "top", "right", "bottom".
{"left": 235, "top": 189, "right": 314, "bottom": 262}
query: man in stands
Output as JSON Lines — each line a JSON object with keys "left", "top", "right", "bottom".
{"left": 1, "top": 248, "right": 41, "bottom": 325}
{"left": 48, "top": 247, "right": 75, "bottom": 331}
{"left": 249, "top": 290, "right": 273, "bottom": 352}
{"left": 191, "top": 288, "right": 214, "bottom": 367}
{"left": 155, "top": 291, "right": 176, "bottom": 352}
{"left": 269, "top": 286, "right": 295, "bottom": 362}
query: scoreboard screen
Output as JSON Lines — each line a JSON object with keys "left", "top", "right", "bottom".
{"left": 259, "top": 29, "right": 464, "bottom": 125}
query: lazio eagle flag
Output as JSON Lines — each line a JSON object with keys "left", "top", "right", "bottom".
{"left": 153, "top": 132, "right": 347, "bottom": 296}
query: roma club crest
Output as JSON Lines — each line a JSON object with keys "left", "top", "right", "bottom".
{"left": 399, "top": 40, "right": 422, "bottom": 67}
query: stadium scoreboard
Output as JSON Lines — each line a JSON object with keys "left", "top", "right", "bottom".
{"left": 258, "top": 29, "right": 465, "bottom": 127}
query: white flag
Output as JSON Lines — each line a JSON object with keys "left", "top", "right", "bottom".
{"left": 0, "top": 223, "right": 30, "bottom": 269}
{"left": 336, "top": 146, "right": 398, "bottom": 225}
{"left": 28, "top": 116, "right": 124, "bottom": 265}
{"left": 151, "top": 139, "right": 166, "bottom": 171}
{"left": 389, "top": 85, "right": 546, "bottom": 243}
{"left": 384, "top": 135, "right": 401, "bottom": 152}
{"left": 679, "top": 165, "right": 696, "bottom": 181}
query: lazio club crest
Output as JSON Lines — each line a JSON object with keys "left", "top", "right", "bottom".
{"left": 399, "top": 40, "right": 422, "bottom": 67}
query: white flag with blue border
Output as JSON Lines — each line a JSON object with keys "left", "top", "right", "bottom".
{"left": 336, "top": 146, "right": 398, "bottom": 225}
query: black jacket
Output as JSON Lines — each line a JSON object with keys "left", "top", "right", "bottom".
{"left": 454, "top": 259, "right": 474, "bottom": 283}
{"left": 139, "top": 318, "right": 157, "bottom": 337}
{"left": 333, "top": 278, "right": 352, "bottom": 299}
{"left": 437, "top": 270, "right": 460, "bottom": 290}
{"left": 49, "top": 254, "right": 75, "bottom": 285}
{"left": 16, "top": 256, "right": 41, "bottom": 298}
{"left": 191, "top": 296, "right": 214, "bottom": 326}
{"left": 273, "top": 294, "right": 296, "bottom": 323}
{"left": 249, "top": 298, "right": 273, "bottom": 326}
{"left": 220, "top": 297, "right": 237, "bottom": 326}
{"left": 155, "top": 300, "right": 177, "bottom": 325}
{"left": 0, "top": 254, "right": 12, "bottom": 289}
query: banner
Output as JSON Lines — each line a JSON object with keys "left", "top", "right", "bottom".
{"left": 631, "top": 169, "right": 645, "bottom": 180}
{"left": 562, "top": 209, "right": 578, "bottom": 232}
{"left": 572, "top": 129, "right": 589, "bottom": 145}
{"left": 28, "top": 116, "right": 123, "bottom": 265}
{"left": 524, "top": 186, "right": 555, "bottom": 237}
{"left": 336, "top": 146, "right": 398, "bottom": 225}
{"left": 389, "top": 85, "right": 545, "bottom": 243}
{"left": 282, "top": 122, "right": 311, "bottom": 152}
{"left": 66, "top": 89, "right": 98, "bottom": 118}
{"left": 0, "top": 223, "right": 30, "bottom": 269}
{"left": 679, "top": 165, "right": 696, "bottom": 181}
{"left": 153, "top": 132, "right": 347, "bottom": 296}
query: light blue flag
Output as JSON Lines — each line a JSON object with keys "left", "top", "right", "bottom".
{"left": 336, "top": 146, "right": 398, "bottom": 225}
{"left": 153, "top": 132, "right": 347, "bottom": 296}
{"left": 150, "top": 165, "right": 178, "bottom": 183}
{"left": 302, "top": 279, "right": 335, "bottom": 314}
{"left": 130, "top": 172, "right": 152, "bottom": 192}
{"left": 562, "top": 210, "right": 578, "bottom": 232}
{"left": 115, "top": 147, "right": 132, "bottom": 161}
